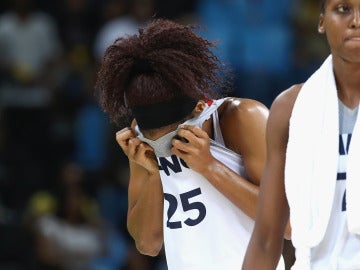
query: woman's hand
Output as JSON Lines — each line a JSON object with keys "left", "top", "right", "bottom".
{"left": 116, "top": 127, "right": 158, "bottom": 175}
{"left": 171, "top": 125, "right": 215, "bottom": 174}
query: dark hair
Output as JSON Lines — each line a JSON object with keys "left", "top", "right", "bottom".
{"left": 95, "top": 18, "right": 228, "bottom": 126}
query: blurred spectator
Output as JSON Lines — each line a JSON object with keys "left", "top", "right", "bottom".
{"left": 47, "top": 0, "right": 102, "bottom": 168}
{"left": 49, "top": 44, "right": 94, "bottom": 163}
{"left": 74, "top": 98, "right": 109, "bottom": 173}
{"left": 0, "top": 0, "right": 62, "bottom": 108}
{"left": 93, "top": 0, "right": 155, "bottom": 62}
{"left": 93, "top": 0, "right": 138, "bottom": 62}
{"left": 94, "top": 165, "right": 130, "bottom": 269}
{"left": 0, "top": 0, "right": 63, "bottom": 215}
{"left": 27, "top": 162, "right": 109, "bottom": 270}
{"left": 96, "top": 166, "right": 128, "bottom": 235}
{"left": 72, "top": 85, "right": 111, "bottom": 196}
{"left": 49, "top": 0, "right": 110, "bottom": 188}
{"left": 54, "top": 0, "right": 100, "bottom": 52}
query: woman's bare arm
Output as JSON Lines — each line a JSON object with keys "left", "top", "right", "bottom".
{"left": 172, "top": 98, "right": 267, "bottom": 221}
{"left": 116, "top": 126, "right": 164, "bottom": 256}
{"left": 242, "top": 85, "right": 302, "bottom": 269}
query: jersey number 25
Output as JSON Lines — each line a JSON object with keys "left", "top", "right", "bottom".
{"left": 164, "top": 188, "right": 206, "bottom": 229}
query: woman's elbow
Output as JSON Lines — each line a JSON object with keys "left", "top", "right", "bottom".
{"left": 127, "top": 223, "right": 164, "bottom": 256}
{"left": 135, "top": 237, "right": 163, "bottom": 256}
{"left": 284, "top": 223, "right": 292, "bottom": 240}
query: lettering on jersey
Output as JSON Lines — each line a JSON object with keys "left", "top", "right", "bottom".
{"left": 338, "top": 134, "right": 352, "bottom": 211}
{"left": 339, "top": 133, "right": 351, "bottom": 155}
{"left": 158, "top": 155, "right": 189, "bottom": 176}
{"left": 342, "top": 190, "right": 347, "bottom": 212}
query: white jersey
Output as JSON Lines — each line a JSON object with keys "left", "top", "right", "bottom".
{"left": 310, "top": 100, "right": 360, "bottom": 269}
{"left": 157, "top": 99, "right": 284, "bottom": 270}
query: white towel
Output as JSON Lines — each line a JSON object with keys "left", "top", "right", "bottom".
{"left": 284, "top": 55, "right": 360, "bottom": 269}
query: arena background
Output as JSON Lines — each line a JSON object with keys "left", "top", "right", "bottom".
{"left": 0, "top": 0, "right": 328, "bottom": 269}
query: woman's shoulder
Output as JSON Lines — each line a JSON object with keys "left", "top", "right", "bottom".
{"left": 218, "top": 97, "right": 269, "bottom": 122}
{"left": 269, "top": 84, "right": 303, "bottom": 121}
{"left": 216, "top": 97, "right": 269, "bottom": 144}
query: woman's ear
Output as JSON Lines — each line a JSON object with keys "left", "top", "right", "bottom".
{"left": 194, "top": 100, "right": 206, "bottom": 114}
{"left": 318, "top": 13, "right": 325, "bottom": 34}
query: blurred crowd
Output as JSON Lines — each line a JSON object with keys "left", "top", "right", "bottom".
{"left": 0, "top": 0, "right": 329, "bottom": 269}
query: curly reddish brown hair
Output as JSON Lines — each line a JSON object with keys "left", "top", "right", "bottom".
{"left": 95, "top": 18, "right": 228, "bottom": 126}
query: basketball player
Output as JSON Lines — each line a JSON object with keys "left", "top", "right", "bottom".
{"left": 96, "top": 19, "right": 285, "bottom": 269}
{"left": 243, "top": 0, "right": 360, "bottom": 269}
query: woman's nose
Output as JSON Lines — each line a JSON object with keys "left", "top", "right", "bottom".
{"left": 350, "top": 9, "right": 360, "bottom": 29}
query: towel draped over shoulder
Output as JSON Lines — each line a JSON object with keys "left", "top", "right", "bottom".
{"left": 285, "top": 55, "right": 360, "bottom": 269}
